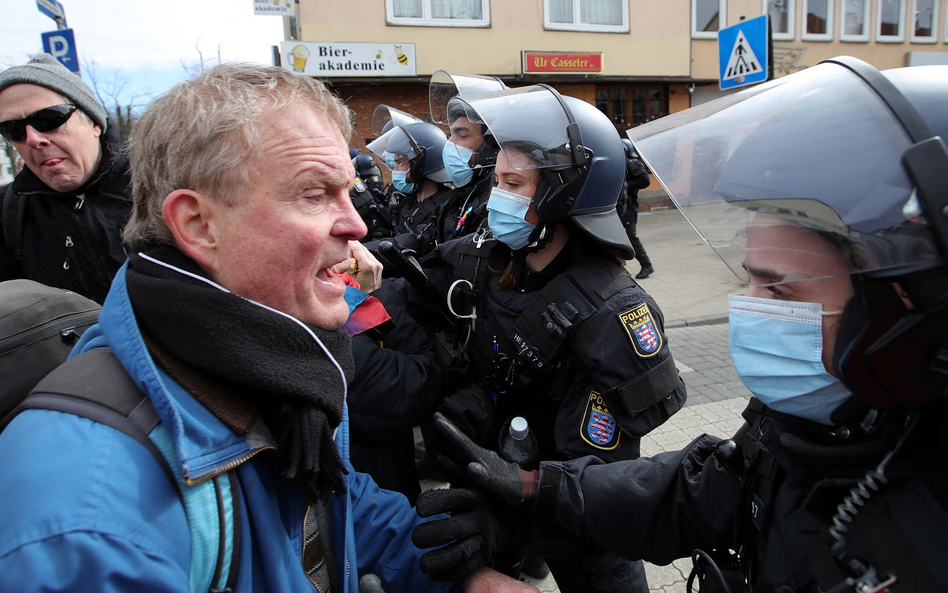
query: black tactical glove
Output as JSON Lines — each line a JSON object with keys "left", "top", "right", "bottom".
{"left": 437, "top": 384, "right": 498, "bottom": 448}
{"left": 412, "top": 487, "right": 507, "bottom": 582}
{"left": 434, "top": 412, "right": 539, "bottom": 507}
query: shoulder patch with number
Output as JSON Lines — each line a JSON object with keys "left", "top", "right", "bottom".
{"left": 581, "top": 391, "right": 621, "bottom": 450}
{"left": 353, "top": 177, "right": 367, "bottom": 193}
{"left": 619, "top": 302, "right": 663, "bottom": 358}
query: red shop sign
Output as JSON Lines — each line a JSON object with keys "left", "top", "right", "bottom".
{"left": 522, "top": 51, "right": 603, "bottom": 73}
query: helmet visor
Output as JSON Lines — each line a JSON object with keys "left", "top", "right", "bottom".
{"left": 448, "top": 86, "right": 578, "bottom": 172}
{"left": 370, "top": 105, "right": 423, "bottom": 137}
{"left": 366, "top": 126, "right": 422, "bottom": 170}
{"left": 628, "top": 61, "right": 941, "bottom": 286}
{"left": 429, "top": 70, "right": 507, "bottom": 124}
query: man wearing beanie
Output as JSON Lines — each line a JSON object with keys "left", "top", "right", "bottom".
{"left": 0, "top": 53, "right": 132, "bottom": 303}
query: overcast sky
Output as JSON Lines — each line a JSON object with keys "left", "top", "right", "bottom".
{"left": 1, "top": 0, "right": 286, "bottom": 107}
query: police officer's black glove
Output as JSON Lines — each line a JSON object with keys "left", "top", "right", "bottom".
{"left": 412, "top": 487, "right": 522, "bottom": 582}
{"left": 434, "top": 412, "right": 539, "bottom": 507}
{"left": 438, "top": 385, "right": 498, "bottom": 448}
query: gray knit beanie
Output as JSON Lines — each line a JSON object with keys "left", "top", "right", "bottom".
{"left": 0, "top": 53, "right": 107, "bottom": 132}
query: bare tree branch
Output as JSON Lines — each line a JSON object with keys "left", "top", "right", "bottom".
{"left": 82, "top": 57, "right": 152, "bottom": 139}
{"left": 179, "top": 38, "right": 210, "bottom": 78}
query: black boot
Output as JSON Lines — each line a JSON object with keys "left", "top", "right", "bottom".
{"left": 636, "top": 265, "right": 654, "bottom": 279}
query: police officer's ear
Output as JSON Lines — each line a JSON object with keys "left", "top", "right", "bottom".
{"left": 162, "top": 188, "right": 224, "bottom": 272}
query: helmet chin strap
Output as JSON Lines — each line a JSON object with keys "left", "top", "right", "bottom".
{"left": 509, "top": 223, "right": 555, "bottom": 281}
{"left": 524, "top": 222, "right": 554, "bottom": 254}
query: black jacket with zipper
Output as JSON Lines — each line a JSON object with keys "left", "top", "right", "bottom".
{"left": 0, "top": 120, "right": 131, "bottom": 304}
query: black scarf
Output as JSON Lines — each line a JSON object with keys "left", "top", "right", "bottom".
{"left": 126, "top": 244, "right": 354, "bottom": 502}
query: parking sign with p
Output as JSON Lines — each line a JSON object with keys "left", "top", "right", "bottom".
{"left": 42, "top": 28, "right": 79, "bottom": 74}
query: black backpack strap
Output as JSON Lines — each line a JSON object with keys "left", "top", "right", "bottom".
{"left": 1, "top": 184, "right": 26, "bottom": 260}
{"left": 2, "top": 347, "right": 183, "bottom": 502}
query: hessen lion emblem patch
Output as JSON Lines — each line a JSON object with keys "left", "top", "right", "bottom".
{"left": 581, "top": 391, "right": 621, "bottom": 450}
{"left": 619, "top": 302, "right": 663, "bottom": 358}
{"left": 353, "top": 177, "right": 367, "bottom": 193}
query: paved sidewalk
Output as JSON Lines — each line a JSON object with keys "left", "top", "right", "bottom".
{"left": 522, "top": 208, "right": 754, "bottom": 593}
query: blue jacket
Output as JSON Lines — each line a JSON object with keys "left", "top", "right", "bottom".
{"left": 0, "top": 263, "right": 452, "bottom": 593}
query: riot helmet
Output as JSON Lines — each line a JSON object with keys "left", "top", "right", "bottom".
{"left": 430, "top": 71, "right": 508, "bottom": 186}
{"left": 366, "top": 121, "right": 451, "bottom": 187}
{"left": 370, "top": 104, "right": 424, "bottom": 137}
{"left": 352, "top": 153, "right": 384, "bottom": 194}
{"left": 629, "top": 57, "right": 948, "bottom": 410}
{"left": 449, "top": 85, "right": 634, "bottom": 258}
{"left": 429, "top": 70, "right": 507, "bottom": 125}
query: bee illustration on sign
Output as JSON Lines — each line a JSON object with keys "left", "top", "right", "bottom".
{"left": 376, "top": 49, "right": 383, "bottom": 59}
{"left": 286, "top": 45, "right": 310, "bottom": 73}
{"left": 390, "top": 45, "right": 410, "bottom": 67}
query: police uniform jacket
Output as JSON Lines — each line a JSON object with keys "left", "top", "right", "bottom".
{"left": 347, "top": 279, "right": 447, "bottom": 501}
{"left": 438, "top": 173, "right": 493, "bottom": 244}
{"left": 0, "top": 120, "right": 131, "bottom": 304}
{"left": 350, "top": 178, "right": 392, "bottom": 242}
{"left": 534, "top": 397, "right": 948, "bottom": 592}
{"left": 412, "top": 232, "right": 686, "bottom": 464}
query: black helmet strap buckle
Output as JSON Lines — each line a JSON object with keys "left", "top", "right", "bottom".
{"left": 565, "top": 121, "right": 588, "bottom": 167}
{"left": 530, "top": 85, "right": 591, "bottom": 223}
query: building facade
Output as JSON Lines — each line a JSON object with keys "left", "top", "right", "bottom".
{"left": 284, "top": 0, "right": 948, "bottom": 202}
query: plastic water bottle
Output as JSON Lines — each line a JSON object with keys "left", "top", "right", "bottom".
{"left": 498, "top": 416, "right": 539, "bottom": 470}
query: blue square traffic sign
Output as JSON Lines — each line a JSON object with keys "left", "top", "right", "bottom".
{"left": 718, "top": 14, "right": 770, "bottom": 90}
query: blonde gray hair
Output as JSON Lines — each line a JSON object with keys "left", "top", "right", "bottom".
{"left": 123, "top": 63, "right": 352, "bottom": 246}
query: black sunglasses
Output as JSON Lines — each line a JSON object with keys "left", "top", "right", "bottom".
{"left": 0, "top": 104, "right": 78, "bottom": 142}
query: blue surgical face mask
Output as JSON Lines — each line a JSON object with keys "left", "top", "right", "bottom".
{"left": 728, "top": 294, "right": 852, "bottom": 424}
{"left": 443, "top": 140, "right": 475, "bottom": 187}
{"left": 487, "top": 187, "right": 536, "bottom": 250}
{"left": 391, "top": 170, "right": 415, "bottom": 194}
{"left": 383, "top": 152, "right": 396, "bottom": 169}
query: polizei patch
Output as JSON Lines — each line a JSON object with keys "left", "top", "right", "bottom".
{"left": 619, "top": 302, "right": 663, "bottom": 358}
{"left": 581, "top": 391, "right": 621, "bottom": 450}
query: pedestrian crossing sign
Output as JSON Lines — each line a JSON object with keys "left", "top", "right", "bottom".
{"left": 718, "top": 14, "right": 770, "bottom": 90}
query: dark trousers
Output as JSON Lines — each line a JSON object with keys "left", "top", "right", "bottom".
{"left": 621, "top": 204, "right": 652, "bottom": 268}
{"left": 525, "top": 518, "right": 649, "bottom": 593}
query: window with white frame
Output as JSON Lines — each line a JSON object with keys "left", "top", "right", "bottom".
{"left": 765, "top": 0, "right": 796, "bottom": 40}
{"left": 877, "top": 0, "right": 906, "bottom": 41}
{"left": 386, "top": 0, "right": 490, "bottom": 27}
{"left": 803, "top": 0, "right": 834, "bottom": 40}
{"left": 544, "top": 0, "right": 629, "bottom": 32}
{"left": 911, "top": 0, "right": 939, "bottom": 41}
{"left": 693, "top": 0, "right": 726, "bottom": 38}
{"left": 840, "top": 0, "right": 870, "bottom": 40}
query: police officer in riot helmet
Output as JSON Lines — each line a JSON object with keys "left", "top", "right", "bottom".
{"left": 402, "top": 85, "right": 686, "bottom": 592}
{"left": 353, "top": 153, "right": 385, "bottom": 197}
{"left": 350, "top": 152, "right": 393, "bottom": 241}
{"left": 429, "top": 71, "right": 507, "bottom": 241}
{"left": 348, "top": 106, "right": 425, "bottom": 244}
{"left": 421, "top": 58, "right": 948, "bottom": 592}
{"left": 364, "top": 121, "right": 454, "bottom": 257}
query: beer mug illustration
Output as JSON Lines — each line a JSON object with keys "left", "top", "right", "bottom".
{"left": 287, "top": 45, "right": 310, "bottom": 72}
